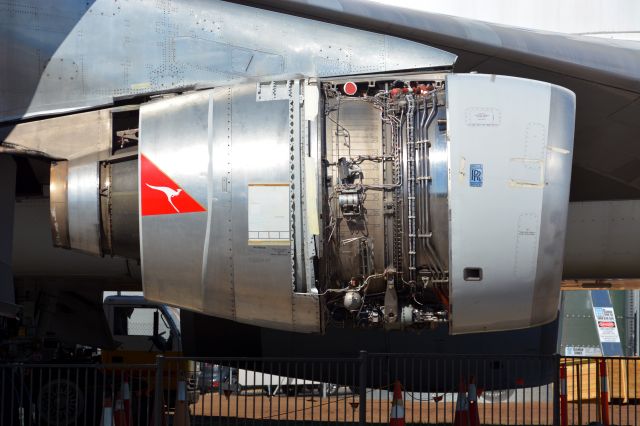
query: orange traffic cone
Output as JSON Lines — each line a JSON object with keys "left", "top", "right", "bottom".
{"left": 173, "top": 380, "right": 191, "bottom": 426}
{"left": 453, "top": 379, "right": 470, "bottom": 426}
{"left": 468, "top": 377, "right": 481, "bottom": 426}
{"left": 101, "top": 396, "right": 114, "bottom": 426}
{"left": 122, "top": 378, "right": 132, "bottom": 426}
{"left": 389, "top": 380, "right": 405, "bottom": 426}
{"left": 113, "top": 393, "right": 128, "bottom": 426}
{"left": 559, "top": 364, "right": 568, "bottom": 426}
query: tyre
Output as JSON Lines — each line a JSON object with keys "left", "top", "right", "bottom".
{"left": 35, "top": 369, "right": 103, "bottom": 426}
{"left": 37, "top": 379, "right": 85, "bottom": 425}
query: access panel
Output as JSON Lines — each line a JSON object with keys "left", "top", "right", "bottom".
{"left": 139, "top": 81, "right": 320, "bottom": 332}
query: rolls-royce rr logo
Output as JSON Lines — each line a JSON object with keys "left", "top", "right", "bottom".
{"left": 470, "top": 164, "right": 483, "bottom": 187}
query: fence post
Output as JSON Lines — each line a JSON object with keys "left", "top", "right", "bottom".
{"left": 154, "top": 355, "right": 165, "bottom": 426}
{"left": 359, "top": 350, "right": 367, "bottom": 426}
{"left": 553, "top": 354, "right": 561, "bottom": 426}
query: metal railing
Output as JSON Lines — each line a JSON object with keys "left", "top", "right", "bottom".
{"left": 562, "top": 356, "right": 640, "bottom": 426}
{"left": 0, "top": 354, "right": 639, "bottom": 425}
{"left": 0, "top": 362, "right": 157, "bottom": 426}
{"left": 159, "top": 353, "right": 557, "bottom": 426}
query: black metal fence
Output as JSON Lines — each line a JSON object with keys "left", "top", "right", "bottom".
{"left": 0, "top": 354, "right": 639, "bottom": 425}
{"left": 162, "top": 353, "right": 556, "bottom": 426}
{"left": 0, "top": 363, "right": 157, "bottom": 425}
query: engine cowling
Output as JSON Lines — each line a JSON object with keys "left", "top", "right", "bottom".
{"left": 50, "top": 72, "right": 575, "bottom": 334}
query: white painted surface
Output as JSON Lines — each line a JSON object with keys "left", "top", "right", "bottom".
{"left": 370, "top": 0, "right": 640, "bottom": 41}
{"left": 447, "top": 74, "right": 548, "bottom": 333}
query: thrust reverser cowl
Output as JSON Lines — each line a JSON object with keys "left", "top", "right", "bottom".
{"left": 446, "top": 74, "right": 575, "bottom": 334}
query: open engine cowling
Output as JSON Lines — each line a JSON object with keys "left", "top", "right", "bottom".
{"left": 50, "top": 72, "right": 575, "bottom": 335}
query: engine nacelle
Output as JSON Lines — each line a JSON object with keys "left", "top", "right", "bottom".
{"left": 50, "top": 72, "right": 575, "bottom": 334}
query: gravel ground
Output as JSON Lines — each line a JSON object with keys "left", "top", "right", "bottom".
{"left": 178, "top": 392, "right": 640, "bottom": 425}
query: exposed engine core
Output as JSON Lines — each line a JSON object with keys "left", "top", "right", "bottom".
{"left": 320, "top": 79, "right": 449, "bottom": 330}
{"left": 49, "top": 72, "right": 575, "bottom": 335}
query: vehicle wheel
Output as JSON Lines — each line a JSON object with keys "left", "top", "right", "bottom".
{"left": 37, "top": 379, "right": 85, "bottom": 425}
{"left": 281, "top": 386, "right": 298, "bottom": 396}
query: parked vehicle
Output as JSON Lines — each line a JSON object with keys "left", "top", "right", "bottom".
{"left": 0, "top": 292, "right": 196, "bottom": 425}
{"left": 196, "top": 363, "right": 235, "bottom": 394}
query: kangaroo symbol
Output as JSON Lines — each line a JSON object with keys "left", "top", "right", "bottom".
{"left": 146, "top": 183, "right": 182, "bottom": 213}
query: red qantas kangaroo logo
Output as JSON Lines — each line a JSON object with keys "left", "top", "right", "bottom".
{"left": 145, "top": 184, "right": 183, "bottom": 213}
{"left": 140, "top": 154, "right": 206, "bottom": 216}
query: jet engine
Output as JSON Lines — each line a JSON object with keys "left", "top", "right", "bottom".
{"left": 49, "top": 72, "right": 575, "bottom": 335}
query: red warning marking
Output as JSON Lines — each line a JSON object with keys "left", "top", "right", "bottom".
{"left": 140, "top": 154, "right": 206, "bottom": 216}
{"left": 598, "top": 321, "right": 616, "bottom": 328}
{"left": 343, "top": 81, "right": 357, "bottom": 96}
